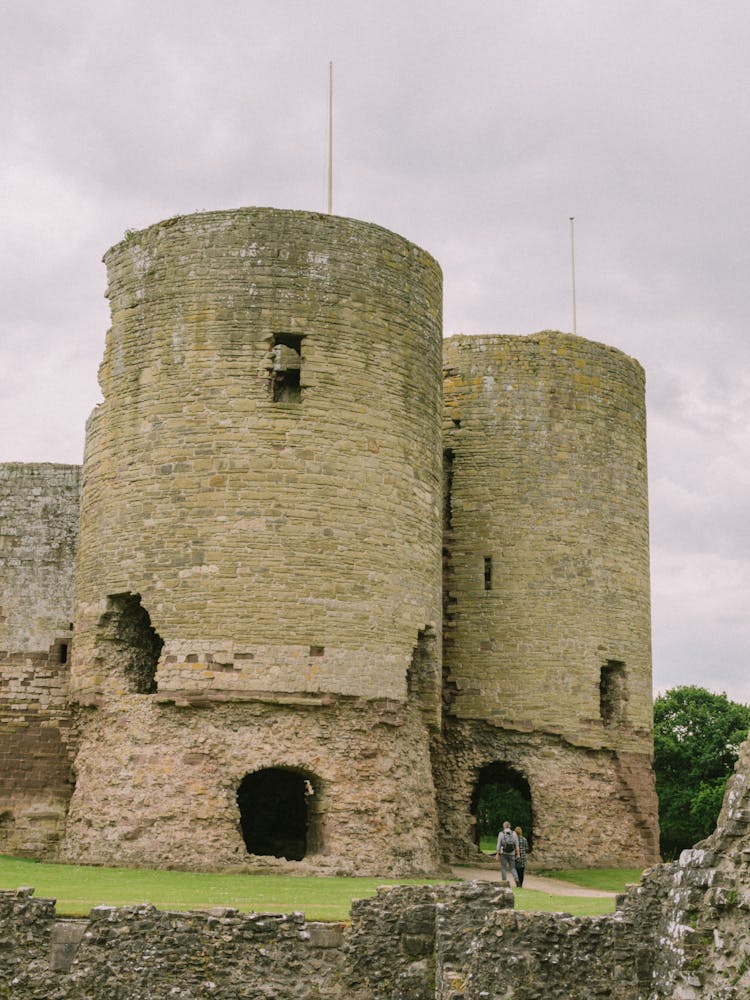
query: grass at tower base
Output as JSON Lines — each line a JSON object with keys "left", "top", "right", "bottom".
{"left": 0, "top": 855, "right": 619, "bottom": 919}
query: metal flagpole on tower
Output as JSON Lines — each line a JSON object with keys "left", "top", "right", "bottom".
{"left": 569, "top": 216, "right": 577, "bottom": 335}
{"left": 327, "top": 62, "right": 333, "bottom": 215}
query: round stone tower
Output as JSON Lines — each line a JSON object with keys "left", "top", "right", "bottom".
{"left": 63, "top": 208, "right": 443, "bottom": 874}
{"left": 437, "top": 332, "right": 659, "bottom": 868}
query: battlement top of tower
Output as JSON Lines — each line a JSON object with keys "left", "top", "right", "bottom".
{"left": 443, "top": 330, "right": 644, "bottom": 378}
{"left": 104, "top": 206, "right": 442, "bottom": 276}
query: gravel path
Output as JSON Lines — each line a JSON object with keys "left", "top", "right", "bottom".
{"left": 450, "top": 865, "right": 617, "bottom": 898}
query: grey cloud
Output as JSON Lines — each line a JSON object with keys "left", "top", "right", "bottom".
{"left": 1, "top": 0, "right": 749, "bottom": 701}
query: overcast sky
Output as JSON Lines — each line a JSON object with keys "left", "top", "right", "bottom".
{"left": 1, "top": 1, "right": 748, "bottom": 703}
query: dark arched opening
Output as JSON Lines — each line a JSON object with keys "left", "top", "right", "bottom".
{"left": 471, "top": 762, "right": 533, "bottom": 851}
{"left": 96, "top": 592, "right": 163, "bottom": 694}
{"left": 237, "top": 768, "right": 318, "bottom": 861}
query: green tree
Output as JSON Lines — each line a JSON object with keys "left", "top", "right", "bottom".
{"left": 476, "top": 784, "right": 532, "bottom": 841}
{"left": 654, "top": 686, "right": 750, "bottom": 858}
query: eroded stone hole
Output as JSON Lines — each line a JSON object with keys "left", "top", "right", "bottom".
{"left": 237, "top": 767, "right": 319, "bottom": 861}
{"left": 270, "top": 333, "right": 303, "bottom": 403}
{"left": 472, "top": 761, "right": 533, "bottom": 849}
{"left": 600, "top": 660, "right": 627, "bottom": 726}
{"left": 96, "top": 593, "right": 164, "bottom": 694}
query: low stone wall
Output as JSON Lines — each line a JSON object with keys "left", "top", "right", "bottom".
{"left": 0, "top": 882, "right": 512, "bottom": 1000}
{"left": 0, "top": 889, "right": 349, "bottom": 999}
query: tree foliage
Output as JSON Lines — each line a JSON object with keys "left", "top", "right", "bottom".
{"left": 476, "top": 784, "right": 532, "bottom": 842}
{"left": 653, "top": 686, "right": 750, "bottom": 858}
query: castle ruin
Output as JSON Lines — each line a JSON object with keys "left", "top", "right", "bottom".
{"left": 0, "top": 208, "right": 659, "bottom": 874}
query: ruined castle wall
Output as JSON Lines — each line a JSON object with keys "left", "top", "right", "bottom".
{"left": 61, "top": 694, "right": 440, "bottom": 875}
{"left": 72, "top": 209, "right": 443, "bottom": 711}
{"left": 439, "top": 333, "right": 658, "bottom": 868}
{"left": 65, "top": 209, "right": 443, "bottom": 873}
{"left": 0, "top": 882, "right": 514, "bottom": 1000}
{"left": 619, "top": 730, "right": 750, "bottom": 998}
{"left": 0, "top": 464, "right": 79, "bottom": 858}
{"left": 0, "top": 889, "right": 352, "bottom": 1000}
{"left": 0, "top": 652, "right": 77, "bottom": 858}
{"left": 434, "top": 719, "right": 659, "bottom": 868}
{"left": 442, "top": 332, "right": 652, "bottom": 742}
{"left": 11, "top": 724, "right": 750, "bottom": 1000}
{"left": 0, "top": 463, "right": 80, "bottom": 655}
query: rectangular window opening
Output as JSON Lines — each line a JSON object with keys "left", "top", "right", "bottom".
{"left": 600, "top": 660, "right": 626, "bottom": 725}
{"left": 271, "top": 334, "right": 303, "bottom": 403}
{"left": 484, "top": 556, "right": 492, "bottom": 591}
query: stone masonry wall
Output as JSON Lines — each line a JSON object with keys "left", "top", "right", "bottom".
{"left": 0, "top": 463, "right": 80, "bottom": 655}
{"left": 0, "top": 882, "right": 515, "bottom": 1000}
{"left": 434, "top": 718, "right": 660, "bottom": 869}
{"left": 619, "top": 729, "right": 750, "bottom": 998}
{"left": 442, "top": 332, "right": 652, "bottom": 744}
{"left": 0, "top": 889, "right": 352, "bottom": 1000}
{"left": 439, "top": 332, "right": 658, "bottom": 869}
{"left": 72, "top": 209, "right": 443, "bottom": 712}
{"left": 0, "top": 652, "right": 77, "bottom": 858}
{"left": 0, "top": 463, "right": 80, "bottom": 859}
{"left": 61, "top": 693, "right": 441, "bottom": 876}
{"left": 10, "top": 729, "right": 750, "bottom": 997}
{"left": 64, "top": 207, "right": 444, "bottom": 875}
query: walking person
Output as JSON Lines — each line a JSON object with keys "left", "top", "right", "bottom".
{"left": 514, "top": 826, "right": 529, "bottom": 887}
{"left": 494, "top": 820, "right": 519, "bottom": 886}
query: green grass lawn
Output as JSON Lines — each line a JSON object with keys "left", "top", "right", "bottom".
{"left": 537, "top": 868, "right": 644, "bottom": 894}
{"left": 0, "top": 855, "right": 619, "bottom": 920}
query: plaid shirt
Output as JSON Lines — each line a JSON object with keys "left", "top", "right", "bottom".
{"left": 516, "top": 835, "right": 529, "bottom": 867}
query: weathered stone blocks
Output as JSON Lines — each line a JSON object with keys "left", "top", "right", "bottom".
{"left": 64, "top": 208, "right": 443, "bottom": 873}
{"left": 438, "top": 333, "right": 658, "bottom": 868}
{"left": 0, "top": 210, "right": 659, "bottom": 874}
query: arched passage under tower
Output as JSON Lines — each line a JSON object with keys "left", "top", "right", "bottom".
{"left": 471, "top": 762, "right": 533, "bottom": 849}
{"left": 236, "top": 768, "right": 320, "bottom": 861}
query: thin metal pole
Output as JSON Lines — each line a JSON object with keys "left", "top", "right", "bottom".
{"left": 569, "top": 216, "right": 577, "bottom": 335}
{"left": 327, "top": 62, "right": 333, "bottom": 215}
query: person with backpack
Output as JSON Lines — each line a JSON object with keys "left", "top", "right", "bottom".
{"left": 494, "top": 820, "right": 520, "bottom": 886}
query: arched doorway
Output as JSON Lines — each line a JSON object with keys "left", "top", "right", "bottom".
{"left": 471, "top": 762, "right": 533, "bottom": 851}
{"left": 236, "top": 768, "right": 319, "bottom": 861}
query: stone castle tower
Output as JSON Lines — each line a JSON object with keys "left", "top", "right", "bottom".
{"left": 0, "top": 208, "right": 659, "bottom": 873}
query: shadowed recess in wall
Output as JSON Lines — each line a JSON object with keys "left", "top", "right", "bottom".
{"left": 94, "top": 593, "right": 163, "bottom": 694}
{"left": 237, "top": 768, "right": 320, "bottom": 861}
{"left": 472, "top": 761, "right": 533, "bottom": 847}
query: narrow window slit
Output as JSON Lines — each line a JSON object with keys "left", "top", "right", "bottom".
{"left": 271, "top": 334, "right": 303, "bottom": 403}
{"left": 484, "top": 556, "right": 492, "bottom": 591}
{"left": 444, "top": 448, "right": 455, "bottom": 530}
